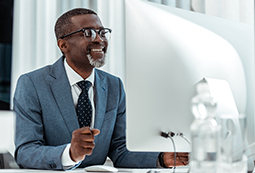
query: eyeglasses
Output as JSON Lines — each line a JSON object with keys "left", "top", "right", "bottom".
{"left": 60, "top": 27, "right": 112, "bottom": 42}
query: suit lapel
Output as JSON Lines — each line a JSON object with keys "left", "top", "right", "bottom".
{"left": 47, "top": 58, "right": 107, "bottom": 135}
{"left": 94, "top": 69, "right": 107, "bottom": 131}
{"left": 49, "top": 57, "right": 79, "bottom": 135}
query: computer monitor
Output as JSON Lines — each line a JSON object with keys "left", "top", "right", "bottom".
{"left": 125, "top": 0, "right": 252, "bottom": 153}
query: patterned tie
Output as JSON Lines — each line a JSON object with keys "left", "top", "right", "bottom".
{"left": 76, "top": 80, "right": 92, "bottom": 128}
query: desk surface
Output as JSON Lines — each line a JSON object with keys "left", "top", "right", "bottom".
{"left": 1, "top": 167, "right": 255, "bottom": 173}
{"left": 0, "top": 168, "right": 189, "bottom": 173}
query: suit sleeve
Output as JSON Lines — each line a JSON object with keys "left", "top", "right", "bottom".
{"left": 108, "top": 78, "right": 160, "bottom": 168}
{"left": 13, "top": 74, "right": 67, "bottom": 170}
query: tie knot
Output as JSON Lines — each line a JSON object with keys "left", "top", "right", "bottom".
{"left": 77, "top": 80, "right": 91, "bottom": 92}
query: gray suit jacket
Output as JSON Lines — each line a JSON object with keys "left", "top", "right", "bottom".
{"left": 13, "top": 57, "right": 159, "bottom": 170}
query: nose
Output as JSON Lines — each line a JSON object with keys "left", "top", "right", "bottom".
{"left": 93, "top": 32, "right": 104, "bottom": 42}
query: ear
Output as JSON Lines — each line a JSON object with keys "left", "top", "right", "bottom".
{"left": 57, "top": 39, "right": 69, "bottom": 54}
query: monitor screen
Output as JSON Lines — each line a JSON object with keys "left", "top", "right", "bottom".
{"left": 125, "top": 0, "right": 249, "bottom": 153}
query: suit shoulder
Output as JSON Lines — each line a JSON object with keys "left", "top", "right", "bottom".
{"left": 19, "top": 65, "right": 52, "bottom": 80}
{"left": 95, "top": 69, "right": 125, "bottom": 90}
{"left": 95, "top": 68, "right": 121, "bottom": 81}
{"left": 18, "top": 57, "right": 64, "bottom": 80}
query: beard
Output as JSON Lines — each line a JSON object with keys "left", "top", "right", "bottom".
{"left": 87, "top": 53, "right": 106, "bottom": 68}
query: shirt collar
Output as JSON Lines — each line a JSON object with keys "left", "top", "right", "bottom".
{"left": 64, "top": 58, "right": 95, "bottom": 87}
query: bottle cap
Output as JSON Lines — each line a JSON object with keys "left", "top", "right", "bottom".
{"left": 197, "top": 82, "right": 210, "bottom": 94}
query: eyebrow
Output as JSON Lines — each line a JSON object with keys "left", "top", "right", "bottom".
{"left": 81, "top": 27, "right": 105, "bottom": 30}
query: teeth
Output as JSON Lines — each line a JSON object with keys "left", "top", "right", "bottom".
{"left": 91, "top": 49, "right": 103, "bottom": 52}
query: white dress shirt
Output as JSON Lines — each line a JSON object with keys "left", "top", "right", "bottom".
{"left": 61, "top": 58, "right": 95, "bottom": 167}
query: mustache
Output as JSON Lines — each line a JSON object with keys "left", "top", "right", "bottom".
{"left": 87, "top": 42, "right": 105, "bottom": 48}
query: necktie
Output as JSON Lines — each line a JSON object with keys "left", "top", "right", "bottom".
{"left": 76, "top": 80, "right": 92, "bottom": 128}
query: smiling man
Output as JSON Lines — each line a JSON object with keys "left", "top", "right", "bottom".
{"left": 13, "top": 8, "right": 189, "bottom": 170}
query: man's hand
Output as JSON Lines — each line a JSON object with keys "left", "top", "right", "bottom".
{"left": 163, "top": 152, "right": 189, "bottom": 167}
{"left": 70, "top": 127, "right": 100, "bottom": 162}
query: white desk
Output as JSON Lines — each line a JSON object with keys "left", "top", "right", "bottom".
{"left": 0, "top": 168, "right": 189, "bottom": 173}
{"left": 1, "top": 167, "right": 255, "bottom": 173}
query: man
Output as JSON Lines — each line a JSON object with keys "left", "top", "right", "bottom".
{"left": 13, "top": 8, "right": 189, "bottom": 170}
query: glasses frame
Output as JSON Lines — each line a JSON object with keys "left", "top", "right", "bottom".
{"left": 60, "top": 27, "right": 112, "bottom": 42}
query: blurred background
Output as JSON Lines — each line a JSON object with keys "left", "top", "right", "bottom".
{"left": 0, "top": 0, "right": 253, "bottom": 111}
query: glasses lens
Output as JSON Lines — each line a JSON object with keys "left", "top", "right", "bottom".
{"left": 84, "top": 29, "right": 96, "bottom": 42}
{"left": 83, "top": 28, "right": 111, "bottom": 42}
{"left": 99, "top": 29, "right": 111, "bottom": 41}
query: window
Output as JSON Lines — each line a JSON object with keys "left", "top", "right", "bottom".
{"left": 0, "top": 0, "right": 14, "bottom": 110}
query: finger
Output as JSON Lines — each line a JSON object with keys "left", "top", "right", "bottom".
{"left": 174, "top": 159, "right": 187, "bottom": 166}
{"left": 164, "top": 152, "right": 188, "bottom": 156}
{"left": 164, "top": 159, "right": 185, "bottom": 167}
{"left": 80, "top": 126, "right": 93, "bottom": 134}
{"left": 177, "top": 155, "right": 189, "bottom": 159}
{"left": 183, "top": 161, "right": 189, "bottom": 166}
{"left": 164, "top": 153, "right": 181, "bottom": 159}
{"left": 164, "top": 153, "right": 189, "bottom": 160}
{"left": 177, "top": 153, "right": 189, "bottom": 157}
{"left": 71, "top": 138, "right": 94, "bottom": 149}
{"left": 80, "top": 133, "right": 95, "bottom": 142}
{"left": 80, "top": 141, "right": 95, "bottom": 149}
{"left": 70, "top": 140, "right": 96, "bottom": 160}
{"left": 177, "top": 156, "right": 189, "bottom": 162}
{"left": 173, "top": 152, "right": 189, "bottom": 157}
{"left": 178, "top": 157, "right": 189, "bottom": 162}
{"left": 163, "top": 154, "right": 189, "bottom": 167}
{"left": 73, "top": 145, "right": 94, "bottom": 156}
{"left": 91, "top": 128, "right": 100, "bottom": 136}
{"left": 176, "top": 156, "right": 189, "bottom": 166}
{"left": 181, "top": 159, "right": 189, "bottom": 166}
{"left": 79, "top": 129, "right": 100, "bottom": 142}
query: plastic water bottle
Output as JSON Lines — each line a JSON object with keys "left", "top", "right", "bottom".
{"left": 189, "top": 81, "right": 219, "bottom": 173}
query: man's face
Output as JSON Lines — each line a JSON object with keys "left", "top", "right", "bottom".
{"left": 65, "top": 14, "right": 108, "bottom": 72}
